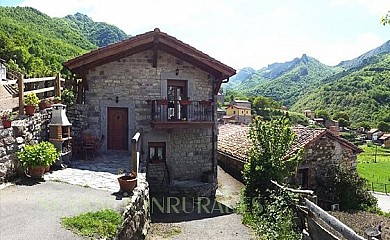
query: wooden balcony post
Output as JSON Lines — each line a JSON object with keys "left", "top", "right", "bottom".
{"left": 54, "top": 73, "right": 61, "bottom": 97}
{"left": 18, "top": 74, "right": 24, "bottom": 115}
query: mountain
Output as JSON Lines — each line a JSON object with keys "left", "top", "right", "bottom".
{"left": 337, "top": 40, "right": 390, "bottom": 70}
{"left": 0, "top": 7, "right": 128, "bottom": 77}
{"left": 0, "top": 6, "right": 96, "bottom": 76}
{"left": 64, "top": 13, "right": 128, "bottom": 48}
{"left": 291, "top": 53, "right": 390, "bottom": 126}
{"left": 226, "top": 54, "right": 340, "bottom": 106}
{"left": 226, "top": 67, "right": 255, "bottom": 87}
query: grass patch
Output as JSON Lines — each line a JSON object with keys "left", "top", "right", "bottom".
{"left": 357, "top": 144, "right": 390, "bottom": 193}
{"left": 61, "top": 209, "right": 122, "bottom": 239}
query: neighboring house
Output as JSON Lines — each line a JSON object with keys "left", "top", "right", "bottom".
{"left": 379, "top": 133, "right": 390, "bottom": 148}
{"left": 367, "top": 128, "right": 379, "bottom": 140}
{"left": 230, "top": 99, "right": 251, "bottom": 109}
{"left": 64, "top": 28, "right": 236, "bottom": 196}
{"left": 303, "top": 110, "right": 315, "bottom": 119}
{"left": 217, "top": 124, "right": 362, "bottom": 191}
{"left": 225, "top": 100, "right": 252, "bottom": 125}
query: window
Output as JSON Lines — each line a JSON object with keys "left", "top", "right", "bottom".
{"left": 149, "top": 142, "right": 166, "bottom": 163}
{"left": 233, "top": 110, "right": 236, "bottom": 114}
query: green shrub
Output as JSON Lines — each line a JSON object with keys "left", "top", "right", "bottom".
{"left": 17, "top": 141, "right": 60, "bottom": 168}
{"left": 61, "top": 89, "right": 75, "bottom": 106}
{"left": 24, "top": 93, "right": 40, "bottom": 106}
{"left": 240, "top": 189, "right": 301, "bottom": 240}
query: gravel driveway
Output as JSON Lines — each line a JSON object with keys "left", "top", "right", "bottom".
{"left": 146, "top": 166, "right": 256, "bottom": 240}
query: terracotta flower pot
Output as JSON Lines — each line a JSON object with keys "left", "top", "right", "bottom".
{"left": 25, "top": 105, "right": 36, "bottom": 116}
{"left": 39, "top": 102, "right": 47, "bottom": 110}
{"left": 27, "top": 166, "right": 46, "bottom": 178}
{"left": 2, "top": 120, "right": 12, "bottom": 129}
{"left": 118, "top": 175, "right": 137, "bottom": 193}
{"left": 180, "top": 99, "right": 192, "bottom": 105}
{"left": 45, "top": 165, "right": 50, "bottom": 172}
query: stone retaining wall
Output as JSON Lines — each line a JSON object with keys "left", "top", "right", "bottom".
{"left": 117, "top": 173, "right": 150, "bottom": 240}
{"left": 0, "top": 111, "right": 51, "bottom": 183}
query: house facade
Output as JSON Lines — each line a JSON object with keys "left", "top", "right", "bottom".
{"left": 225, "top": 100, "right": 252, "bottom": 125}
{"left": 217, "top": 124, "right": 362, "bottom": 191}
{"left": 64, "top": 28, "right": 236, "bottom": 196}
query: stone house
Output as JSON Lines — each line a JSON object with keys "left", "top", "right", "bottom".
{"left": 225, "top": 100, "right": 252, "bottom": 125}
{"left": 63, "top": 28, "right": 236, "bottom": 196}
{"left": 379, "top": 133, "right": 390, "bottom": 148}
{"left": 217, "top": 124, "right": 362, "bottom": 190}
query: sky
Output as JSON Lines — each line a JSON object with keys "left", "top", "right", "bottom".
{"left": 1, "top": 0, "right": 390, "bottom": 70}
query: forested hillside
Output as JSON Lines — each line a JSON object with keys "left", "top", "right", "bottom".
{"left": 291, "top": 53, "right": 390, "bottom": 126}
{"left": 225, "top": 54, "right": 340, "bottom": 106}
{"left": 65, "top": 13, "right": 128, "bottom": 48}
{"left": 0, "top": 6, "right": 128, "bottom": 77}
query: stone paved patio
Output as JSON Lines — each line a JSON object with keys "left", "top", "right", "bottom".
{"left": 44, "top": 151, "right": 132, "bottom": 193}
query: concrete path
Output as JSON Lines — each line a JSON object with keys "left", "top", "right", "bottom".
{"left": 372, "top": 192, "right": 390, "bottom": 213}
{"left": 147, "top": 166, "right": 256, "bottom": 240}
{"left": 0, "top": 180, "right": 126, "bottom": 240}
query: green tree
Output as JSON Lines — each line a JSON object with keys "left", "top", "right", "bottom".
{"left": 253, "top": 95, "right": 280, "bottom": 109}
{"left": 315, "top": 109, "right": 330, "bottom": 120}
{"left": 357, "top": 121, "right": 371, "bottom": 131}
{"left": 316, "top": 165, "right": 377, "bottom": 210}
{"left": 243, "top": 116, "right": 299, "bottom": 207}
{"left": 333, "top": 111, "right": 350, "bottom": 122}
{"left": 338, "top": 118, "right": 350, "bottom": 128}
{"left": 377, "top": 121, "right": 390, "bottom": 132}
{"left": 381, "top": 11, "right": 390, "bottom": 25}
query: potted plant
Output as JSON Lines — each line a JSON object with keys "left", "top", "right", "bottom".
{"left": 17, "top": 141, "right": 60, "bottom": 178}
{"left": 24, "top": 93, "right": 40, "bottom": 116}
{"left": 157, "top": 99, "right": 169, "bottom": 105}
{"left": 1, "top": 110, "right": 16, "bottom": 129}
{"left": 38, "top": 99, "right": 49, "bottom": 110}
{"left": 118, "top": 171, "right": 137, "bottom": 194}
{"left": 52, "top": 96, "right": 61, "bottom": 104}
{"left": 61, "top": 89, "right": 75, "bottom": 107}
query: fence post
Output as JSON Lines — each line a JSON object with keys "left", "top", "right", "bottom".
{"left": 18, "top": 74, "right": 24, "bottom": 115}
{"left": 54, "top": 73, "right": 61, "bottom": 97}
{"left": 385, "top": 184, "right": 387, "bottom": 195}
{"left": 372, "top": 182, "right": 374, "bottom": 192}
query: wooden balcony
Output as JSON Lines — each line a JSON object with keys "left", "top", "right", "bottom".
{"left": 148, "top": 100, "right": 214, "bottom": 129}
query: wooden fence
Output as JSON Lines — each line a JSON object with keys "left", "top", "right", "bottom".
{"left": 271, "top": 181, "right": 368, "bottom": 240}
{"left": 0, "top": 73, "right": 72, "bottom": 113}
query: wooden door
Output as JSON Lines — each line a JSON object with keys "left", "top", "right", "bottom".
{"left": 107, "top": 107, "right": 128, "bottom": 150}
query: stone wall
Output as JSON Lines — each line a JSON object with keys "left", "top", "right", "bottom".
{"left": 0, "top": 111, "right": 51, "bottom": 182}
{"left": 66, "top": 104, "right": 90, "bottom": 145}
{"left": 117, "top": 173, "right": 150, "bottom": 240}
{"left": 298, "top": 137, "right": 358, "bottom": 190}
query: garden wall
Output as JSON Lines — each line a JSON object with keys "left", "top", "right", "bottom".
{"left": 117, "top": 173, "right": 150, "bottom": 240}
{"left": 0, "top": 111, "right": 51, "bottom": 183}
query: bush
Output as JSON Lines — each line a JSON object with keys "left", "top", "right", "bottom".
{"left": 315, "top": 165, "right": 377, "bottom": 210}
{"left": 61, "top": 89, "right": 75, "bottom": 106}
{"left": 240, "top": 189, "right": 301, "bottom": 240}
{"left": 17, "top": 141, "right": 60, "bottom": 168}
{"left": 24, "top": 93, "right": 40, "bottom": 106}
